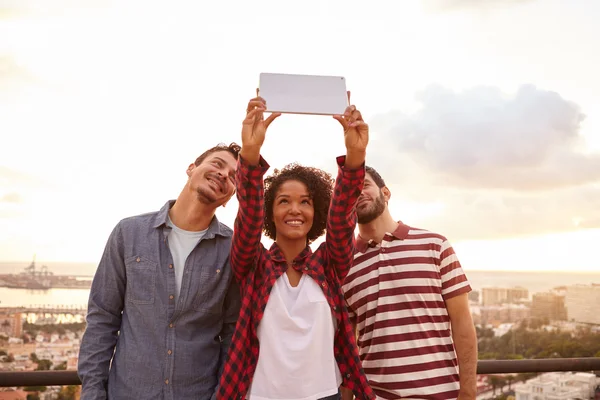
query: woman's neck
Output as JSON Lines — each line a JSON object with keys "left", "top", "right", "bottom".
{"left": 275, "top": 236, "right": 308, "bottom": 264}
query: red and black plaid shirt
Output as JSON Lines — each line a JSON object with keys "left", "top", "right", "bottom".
{"left": 217, "top": 155, "right": 375, "bottom": 400}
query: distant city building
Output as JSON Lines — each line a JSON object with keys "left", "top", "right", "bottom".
{"left": 478, "top": 304, "right": 530, "bottom": 326}
{"left": 482, "top": 287, "right": 529, "bottom": 306}
{"left": 0, "top": 312, "right": 23, "bottom": 338}
{"left": 468, "top": 290, "right": 480, "bottom": 303}
{"left": 565, "top": 284, "right": 600, "bottom": 325}
{"left": 531, "top": 292, "right": 567, "bottom": 322}
{"left": 515, "top": 372, "right": 599, "bottom": 400}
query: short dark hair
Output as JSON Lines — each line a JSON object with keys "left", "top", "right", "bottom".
{"left": 263, "top": 163, "right": 334, "bottom": 244}
{"left": 365, "top": 165, "right": 386, "bottom": 188}
{"left": 194, "top": 142, "right": 241, "bottom": 166}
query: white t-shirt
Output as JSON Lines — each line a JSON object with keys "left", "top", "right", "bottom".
{"left": 248, "top": 273, "right": 342, "bottom": 400}
{"left": 166, "top": 216, "right": 207, "bottom": 302}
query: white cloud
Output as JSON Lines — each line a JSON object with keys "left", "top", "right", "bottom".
{"left": 368, "top": 84, "right": 600, "bottom": 240}
{"left": 371, "top": 84, "right": 594, "bottom": 191}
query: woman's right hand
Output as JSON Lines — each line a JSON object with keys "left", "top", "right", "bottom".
{"left": 240, "top": 93, "right": 281, "bottom": 165}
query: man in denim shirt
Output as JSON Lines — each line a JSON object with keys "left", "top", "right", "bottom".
{"left": 78, "top": 143, "right": 242, "bottom": 400}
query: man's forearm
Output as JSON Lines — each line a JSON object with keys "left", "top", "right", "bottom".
{"left": 78, "top": 302, "right": 121, "bottom": 399}
{"left": 452, "top": 321, "right": 478, "bottom": 398}
{"left": 78, "top": 223, "right": 126, "bottom": 399}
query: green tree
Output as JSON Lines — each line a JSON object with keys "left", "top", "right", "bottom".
{"left": 516, "top": 372, "right": 537, "bottom": 383}
{"left": 26, "top": 394, "right": 40, "bottom": 400}
{"left": 0, "top": 350, "right": 7, "bottom": 356}
{"left": 30, "top": 353, "right": 39, "bottom": 363}
{"left": 477, "top": 325, "right": 600, "bottom": 360}
{"left": 35, "top": 359, "right": 52, "bottom": 371}
{"left": 54, "top": 361, "right": 67, "bottom": 370}
{"left": 23, "top": 386, "right": 46, "bottom": 392}
{"left": 505, "top": 375, "right": 516, "bottom": 391}
{"left": 488, "top": 376, "right": 501, "bottom": 396}
{"left": 57, "top": 385, "right": 78, "bottom": 400}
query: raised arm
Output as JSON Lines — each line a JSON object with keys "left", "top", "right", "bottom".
{"left": 325, "top": 156, "right": 364, "bottom": 280}
{"left": 230, "top": 95, "right": 280, "bottom": 282}
{"left": 78, "top": 223, "right": 126, "bottom": 400}
{"left": 327, "top": 100, "right": 369, "bottom": 280}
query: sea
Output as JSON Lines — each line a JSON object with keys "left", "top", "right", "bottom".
{"left": 1, "top": 262, "right": 599, "bottom": 308}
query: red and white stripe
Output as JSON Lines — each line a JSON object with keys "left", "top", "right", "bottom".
{"left": 343, "top": 228, "right": 471, "bottom": 400}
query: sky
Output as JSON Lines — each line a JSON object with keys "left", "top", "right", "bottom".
{"left": 1, "top": 0, "right": 599, "bottom": 272}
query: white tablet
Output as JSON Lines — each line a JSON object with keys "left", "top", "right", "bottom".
{"left": 258, "top": 72, "right": 349, "bottom": 116}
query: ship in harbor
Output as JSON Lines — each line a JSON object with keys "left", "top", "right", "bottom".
{"left": 0, "top": 256, "right": 92, "bottom": 290}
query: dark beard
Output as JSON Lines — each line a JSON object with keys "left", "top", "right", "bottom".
{"left": 196, "top": 187, "right": 217, "bottom": 204}
{"left": 357, "top": 191, "right": 386, "bottom": 224}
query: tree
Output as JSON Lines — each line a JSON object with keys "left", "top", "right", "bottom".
{"left": 0, "top": 350, "right": 7, "bottom": 356}
{"left": 488, "top": 376, "right": 501, "bottom": 396}
{"left": 57, "top": 385, "right": 78, "bottom": 400}
{"left": 35, "top": 359, "right": 52, "bottom": 371}
{"left": 54, "top": 361, "right": 67, "bottom": 370}
{"left": 26, "top": 394, "right": 40, "bottom": 400}
{"left": 505, "top": 375, "right": 516, "bottom": 391}
{"left": 30, "top": 353, "right": 39, "bottom": 363}
{"left": 488, "top": 376, "right": 508, "bottom": 396}
{"left": 516, "top": 372, "right": 537, "bottom": 383}
{"left": 23, "top": 386, "right": 46, "bottom": 392}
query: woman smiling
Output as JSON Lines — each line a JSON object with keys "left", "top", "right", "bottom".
{"left": 217, "top": 94, "right": 374, "bottom": 400}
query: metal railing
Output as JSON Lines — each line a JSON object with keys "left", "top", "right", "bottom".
{"left": 1, "top": 358, "right": 599, "bottom": 388}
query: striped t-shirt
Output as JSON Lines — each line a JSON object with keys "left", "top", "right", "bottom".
{"left": 342, "top": 223, "right": 471, "bottom": 400}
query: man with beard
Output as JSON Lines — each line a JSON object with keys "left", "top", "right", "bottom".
{"left": 78, "top": 143, "right": 241, "bottom": 400}
{"left": 340, "top": 166, "right": 477, "bottom": 400}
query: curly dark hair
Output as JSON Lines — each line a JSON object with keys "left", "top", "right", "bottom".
{"left": 263, "top": 163, "right": 334, "bottom": 244}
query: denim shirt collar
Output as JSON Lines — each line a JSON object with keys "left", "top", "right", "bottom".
{"left": 151, "top": 200, "right": 232, "bottom": 238}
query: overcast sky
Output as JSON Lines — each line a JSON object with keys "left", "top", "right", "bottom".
{"left": 1, "top": 0, "right": 599, "bottom": 272}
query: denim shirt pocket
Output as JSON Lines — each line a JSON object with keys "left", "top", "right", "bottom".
{"left": 125, "top": 255, "right": 157, "bottom": 305}
{"left": 192, "top": 265, "right": 225, "bottom": 314}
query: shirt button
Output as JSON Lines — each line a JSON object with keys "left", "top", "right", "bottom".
{"left": 216, "top": 269, "right": 221, "bottom": 274}
{"left": 304, "top": 267, "right": 308, "bottom": 271}
{"left": 165, "top": 379, "right": 169, "bottom": 384}
{"left": 168, "top": 264, "right": 173, "bottom": 269}
{"left": 381, "top": 248, "right": 386, "bottom": 253}
{"left": 169, "top": 295, "right": 174, "bottom": 300}
{"left": 169, "top": 323, "right": 174, "bottom": 328}
{"left": 136, "top": 257, "right": 141, "bottom": 262}
{"left": 346, "top": 373, "right": 351, "bottom": 378}
{"left": 322, "top": 282, "right": 327, "bottom": 287}
{"left": 333, "top": 306, "right": 337, "bottom": 311}
{"left": 167, "top": 350, "right": 172, "bottom": 355}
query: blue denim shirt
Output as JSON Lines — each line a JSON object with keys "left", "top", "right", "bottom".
{"left": 78, "top": 200, "right": 240, "bottom": 400}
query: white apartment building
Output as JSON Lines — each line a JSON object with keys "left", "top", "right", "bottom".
{"left": 516, "top": 372, "right": 599, "bottom": 400}
{"left": 482, "top": 287, "right": 530, "bottom": 306}
{"left": 565, "top": 284, "right": 600, "bottom": 325}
